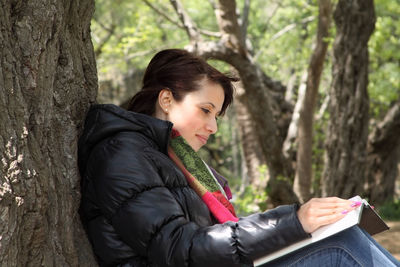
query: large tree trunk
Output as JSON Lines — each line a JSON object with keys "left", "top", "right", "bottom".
{"left": 232, "top": 57, "right": 298, "bottom": 206}
{"left": 365, "top": 101, "right": 400, "bottom": 204}
{"left": 234, "top": 83, "right": 267, "bottom": 189}
{"left": 294, "top": 0, "right": 332, "bottom": 203}
{"left": 0, "top": 1, "right": 98, "bottom": 266}
{"left": 322, "top": 0, "right": 375, "bottom": 198}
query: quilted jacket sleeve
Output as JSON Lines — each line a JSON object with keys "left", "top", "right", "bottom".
{"left": 86, "top": 136, "right": 310, "bottom": 267}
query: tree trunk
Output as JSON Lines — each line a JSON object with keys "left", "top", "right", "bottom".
{"left": 232, "top": 57, "right": 298, "bottom": 206}
{"left": 0, "top": 1, "right": 98, "bottom": 266}
{"left": 322, "top": 0, "right": 375, "bottom": 198}
{"left": 365, "top": 101, "right": 400, "bottom": 204}
{"left": 234, "top": 83, "right": 267, "bottom": 189}
{"left": 294, "top": 0, "right": 332, "bottom": 203}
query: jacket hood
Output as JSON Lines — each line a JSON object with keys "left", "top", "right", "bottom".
{"left": 78, "top": 104, "right": 172, "bottom": 177}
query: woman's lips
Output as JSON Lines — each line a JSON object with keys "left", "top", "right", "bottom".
{"left": 196, "top": 135, "right": 208, "bottom": 145}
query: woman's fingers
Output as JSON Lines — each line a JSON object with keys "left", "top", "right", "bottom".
{"left": 311, "top": 206, "right": 350, "bottom": 217}
{"left": 305, "top": 197, "right": 360, "bottom": 213}
{"left": 297, "top": 197, "right": 362, "bottom": 233}
{"left": 312, "top": 211, "right": 349, "bottom": 226}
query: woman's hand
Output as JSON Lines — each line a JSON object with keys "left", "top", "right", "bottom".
{"left": 297, "top": 197, "right": 362, "bottom": 233}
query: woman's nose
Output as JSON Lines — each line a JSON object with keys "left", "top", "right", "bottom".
{"left": 206, "top": 118, "right": 218, "bottom": 134}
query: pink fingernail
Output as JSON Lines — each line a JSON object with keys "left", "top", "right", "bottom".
{"left": 341, "top": 210, "right": 349, "bottom": 214}
{"left": 371, "top": 205, "right": 375, "bottom": 209}
{"left": 351, "top": 201, "right": 362, "bottom": 207}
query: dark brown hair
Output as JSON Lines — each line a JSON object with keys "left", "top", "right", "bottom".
{"left": 127, "top": 49, "right": 237, "bottom": 116}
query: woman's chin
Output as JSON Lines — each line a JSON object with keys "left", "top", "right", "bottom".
{"left": 190, "top": 143, "right": 202, "bottom": 152}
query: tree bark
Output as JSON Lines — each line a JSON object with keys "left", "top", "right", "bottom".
{"left": 294, "top": 0, "right": 332, "bottom": 203}
{"left": 231, "top": 56, "right": 298, "bottom": 206}
{"left": 322, "top": 0, "right": 375, "bottom": 198}
{"left": 0, "top": 1, "right": 98, "bottom": 266}
{"left": 365, "top": 101, "right": 400, "bottom": 204}
{"left": 234, "top": 83, "right": 267, "bottom": 189}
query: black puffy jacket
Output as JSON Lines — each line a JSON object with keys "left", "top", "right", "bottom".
{"left": 78, "top": 104, "right": 309, "bottom": 267}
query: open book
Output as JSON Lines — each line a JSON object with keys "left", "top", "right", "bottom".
{"left": 254, "top": 196, "right": 389, "bottom": 266}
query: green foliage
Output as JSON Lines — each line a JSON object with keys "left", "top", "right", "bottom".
{"left": 246, "top": 0, "right": 318, "bottom": 85}
{"left": 92, "top": 0, "right": 188, "bottom": 77}
{"left": 379, "top": 199, "right": 400, "bottom": 221}
{"left": 232, "top": 164, "right": 269, "bottom": 216}
{"left": 233, "top": 185, "right": 268, "bottom": 216}
{"left": 368, "top": 0, "right": 400, "bottom": 118}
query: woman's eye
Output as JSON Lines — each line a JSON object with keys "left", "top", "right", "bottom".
{"left": 201, "top": 108, "right": 211, "bottom": 114}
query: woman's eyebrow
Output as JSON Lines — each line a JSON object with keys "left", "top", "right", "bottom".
{"left": 200, "top": 102, "right": 216, "bottom": 108}
{"left": 200, "top": 102, "right": 222, "bottom": 114}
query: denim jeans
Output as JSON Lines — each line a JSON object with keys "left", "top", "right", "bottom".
{"left": 261, "top": 226, "right": 400, "bottom": 267}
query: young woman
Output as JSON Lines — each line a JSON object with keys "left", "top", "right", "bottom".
{"left": 78, "top": 49, "right": 399, "bottom": 266}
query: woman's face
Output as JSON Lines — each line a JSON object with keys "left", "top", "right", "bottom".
{"left": 166, "top": 79, "right": 225, "bottom": 151}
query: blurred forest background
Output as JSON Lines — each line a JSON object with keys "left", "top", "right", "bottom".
{"left": 92, "top": 0, "right": 400, "bottom": 217}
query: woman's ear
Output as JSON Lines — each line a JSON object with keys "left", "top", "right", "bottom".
{"left": 158, "top": 89, "right": 173, "bottom": 114}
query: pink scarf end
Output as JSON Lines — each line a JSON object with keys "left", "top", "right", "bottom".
{"left": 202, "top": 192, "right": 239, "bottom": 223}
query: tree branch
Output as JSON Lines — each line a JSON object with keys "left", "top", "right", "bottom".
{"left": 369, "top": 100, "right": 400, "bottom": 150}
{"left": 214, "top": 0, "right": 247, "bottom": 57}
{"left": 316, "top": 94, "right": 329, "bottom": 120}
{"left": 207, "top": 0, "right": 217, "bottom": 10}
{"left": 143, "top": 0, "right": 221, "bottom": 38}
{"left": 252, "top": 2, "right": 282, "bottom": 60}
{"left": 199, "top": 29, "right": 222, "bottom": 38}
{"left": 169, "top": 0, "right": 201, "bottom": 42}
{"left": 365, "top": 99, "right": 400, "bottom": 204}
{"left": 241, "top": 0, "right": 251, "bottom": 41}
{"left": 255, "top": 15, "right": 316, "bottom": 60}
{"left": 142, "top": 0, "right": 182, "bottom": 29}
{"left": 93, "top": 18, "right": 116, "bottom": 58}
{"left": 263, "top": 2, "right": 282, "bottom": 31}
{"left": 94, "top": 18, "right": 115, "bottom": 33}
{"left": 270, "top": 16, "right": 315, "bottom": 43}
{"left": 283, "top": 71, "right": 307, "bottom": 158}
